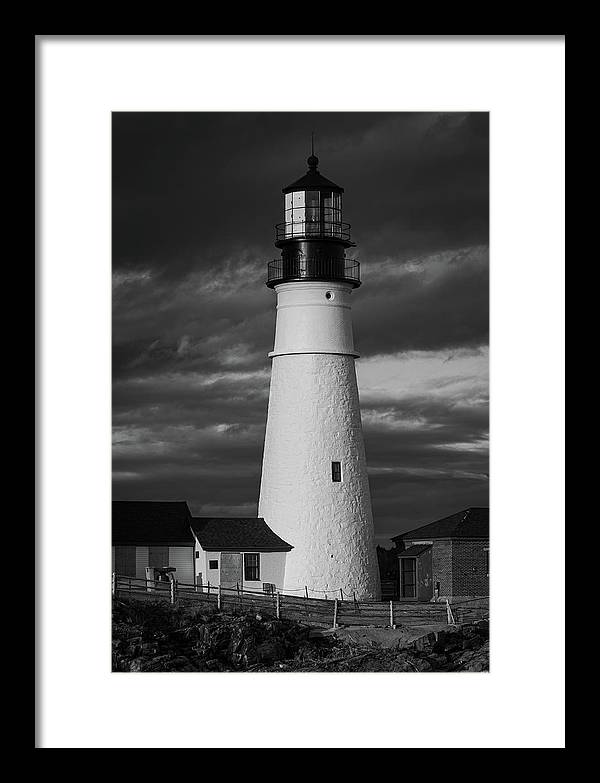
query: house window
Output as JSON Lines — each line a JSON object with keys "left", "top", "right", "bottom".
{"left": 244, "top": 553, "right": 260, "bottom": 581}
{"left": 331, "top": 461, "right": 342, "bottom": 482}
{"left": 148, "top": 546, "right": 169, "bottom": 568}
{"left": 209, "top": 560, "right": 219, "bottom": 570}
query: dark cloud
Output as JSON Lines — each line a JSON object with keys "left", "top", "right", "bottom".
{"left": 113, "top": 112, "right": 489, "bottom": 542}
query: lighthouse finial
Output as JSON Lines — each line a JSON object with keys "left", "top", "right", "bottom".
{"left": 307, "top": 131, "right": 319, "bottom": 170}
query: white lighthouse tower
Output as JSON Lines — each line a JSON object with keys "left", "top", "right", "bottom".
{"left": 258, "top": 149, "right": 381, "bottom": 600}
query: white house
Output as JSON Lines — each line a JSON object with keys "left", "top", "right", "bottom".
{"left": 112, "top": 501, "right": 196, "bottom": 584}
{"left": 112, "top": 501, "right": 293, "bottom": 592}
{"left": 191, "top": 517, "right": 293, "bottom": 593}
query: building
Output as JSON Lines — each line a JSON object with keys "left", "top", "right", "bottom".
{"left": 112, "top": 501, "right": 195, "bottom": 584}
{"left": 391, "top": 507, "right": 489, "bottom": 602}
{"left": 191, "top": 517, "right": 292, "bottom": 592}
{"left": 112, "top": 501, "right": 293, "bottom": 592}
{"left": 257, "top": 148, "right": 380, "bottom": 599}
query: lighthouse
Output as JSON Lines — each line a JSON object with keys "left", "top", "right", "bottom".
{"left": 257, "top": 148, "right": 381, "bottom": 600}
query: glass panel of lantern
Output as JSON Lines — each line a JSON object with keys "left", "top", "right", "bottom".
{"left": 284, "top": 192, "right": 293, "bottom": 223}
{"left": 322, "top": 191, "right": 333, "bottom": 235}
{"left": 306, "top": 191, "right": 320, "bottom": 234}
{"left": 292, "top": 191, "right": 305, "bottom": 235}
{"left": 333, "top": 193, "right": 342, "bottom": 236}
{"left": 284, "top": 192, "right": 293, "bottom": 238}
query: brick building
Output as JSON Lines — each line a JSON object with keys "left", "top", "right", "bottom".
{"left": 391, "top": 507, "right": 489, "bottom": 602}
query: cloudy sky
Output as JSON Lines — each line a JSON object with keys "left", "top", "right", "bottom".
{"left": 112, "top": 112, "right": 489, "bottom": 544}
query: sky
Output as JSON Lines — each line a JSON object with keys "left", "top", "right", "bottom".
{"left": 112, "top": 112, "right": 489, "bottom": 545}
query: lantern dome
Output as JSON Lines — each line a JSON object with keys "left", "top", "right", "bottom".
{"left": 282, "top": 154, "right": 344, "bottom": 194}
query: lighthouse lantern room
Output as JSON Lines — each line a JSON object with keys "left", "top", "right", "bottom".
{"left": 267, "top": 152, "right": 360, "bottom": 289}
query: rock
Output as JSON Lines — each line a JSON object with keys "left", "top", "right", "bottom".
{"left": 461, "top": 658, "right": 489, "bottom": 672}
{"left": 256, "top": 641, "right": 285, "bottom": 663}
{"left": 453, "top": 642, "right": 489, "bottom": 672}
{"left": 168, "top": 656, "right": 194, "bottom": 671}
{"left": 395, "top": 661, "right": 416, "bottom": 672}
{"left": 131, "top": 654, "right": 174, "bottom": 672}
{"left": 412, "top": 632, "right": 436, "bottom": 652}
{"left": 428, "top": 653, "right": 449, "bottom": 665}
{"left": 412, "top": 658, "right": 433, "bottom": 672}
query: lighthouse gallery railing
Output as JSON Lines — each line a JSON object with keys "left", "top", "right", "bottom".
{"left": 267, "top": 257, "right": 360, "bottom": 286}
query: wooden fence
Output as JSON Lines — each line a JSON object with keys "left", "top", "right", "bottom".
{"left": 112, "top": 574, "right": 488, "bottom": 629}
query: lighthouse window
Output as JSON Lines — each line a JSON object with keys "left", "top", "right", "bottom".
{"left": 331, "top": 461, "right": 342, "bottom": 482}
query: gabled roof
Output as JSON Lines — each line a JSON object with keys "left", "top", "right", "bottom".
{"left": 392, "top": 507, "right": 489, "bottom": 542}
{"left": 191, "top": 517, "right": 293, "bottom": 552}
{"left": 112, "top": 501, "right": 193, "bottom": 546}
{"left": 398, "top": 544, "right": 432, "bottom": 558}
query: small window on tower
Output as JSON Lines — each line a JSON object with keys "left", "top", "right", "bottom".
{"left": 331, "top": 461, "right": 342, "bottom": 482}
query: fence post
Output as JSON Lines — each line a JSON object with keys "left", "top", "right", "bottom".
{"left": 304, "top": 585, "right": 308, "bottom": 599}
{"left": 276, "top": 592, "right": 281, "bottom": 620}
{"left": 217, "top": 584, "right": 222, "bottom": 610}
{"left": 333, "top": 598, "right": 338, "bottom": 629}
{"left": 340, "top": 588, "right": 344, "bottom": 600}
{"left": 112, "top": 572, "right": 116, "bottom": 597}
{"left": 207, "top": 582, "right": 211, "bottom": 597}
{"left": 389, "top": 600, "right": 395, "bottom": 628}
{"left": 170, "top": 579, "right": 176, "bottom": 605}
{"left": 446, "top": 598, "right": 456, "bottom": 625}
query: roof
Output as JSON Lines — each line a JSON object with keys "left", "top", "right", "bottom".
{"left": 112, "top": 501, "right": 193, "bottom": 546}
{"left": 392, "top": 507, "right": 489, "bottom": 542}
{"left": 282, "top": 155, "right": 344, "bottom": 194}
{"left": 398, "top": 544, "right": 432, "bottom": 558}
{"left": 191, "top": 517, "right": 293, "bottom": 552}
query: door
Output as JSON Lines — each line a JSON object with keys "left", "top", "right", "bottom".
{"left": 400, "top": 557, "right": 417, "bottom": 599}
{"left": 220, "top": 552, "right": 243, "bottom": 590}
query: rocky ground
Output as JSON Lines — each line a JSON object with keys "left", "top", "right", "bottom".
{"left": 112, "top": 597, "right": 489, "bottom": 673}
